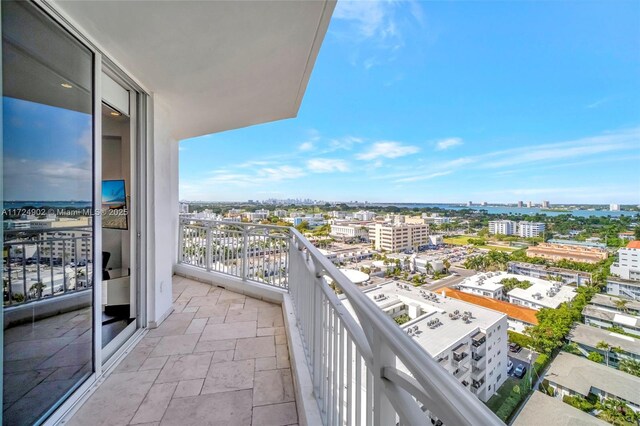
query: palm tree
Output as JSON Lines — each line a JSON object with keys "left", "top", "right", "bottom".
{"left": 614, "top": 299, "right": 629, "bottom": 313}
{"left": 596, "top": 341, "right": 612, "bottom": 366}
{"left": 443, "top": 258, "right": 451, "bottom": 273}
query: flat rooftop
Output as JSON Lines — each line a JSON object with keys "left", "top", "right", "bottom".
{"left": 508, "top": 261, "right": 592, "bottom": 278}
{"left": 457, "top": 271, "right": 508, "bottom": 292}
{"left": 590, "top": 293, "right": 640, "bottom": 313}
{"left": 508, "top": 280, "right": 576, "bottom": 309}
{"left": 513, "top": 391, "right": 607, "bottom": 426}
{"left": 357, "top": 283, "right": 505, "bottom": 356}
{"left": 582, "top": 305, "right": 640, "bottom": 329}
{"left": 545, "top": 352, "right": 640, "bottom": 406}
{"left": 568, "top": 323, "right": 640, "bottom": 355}
{"left": 443, "top": 288, "right": 538, "bottom": 325}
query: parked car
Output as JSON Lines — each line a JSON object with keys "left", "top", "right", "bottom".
{"left": 509, "top": 343, "right": 522, "bottom": 353}
{"left": 507, "top": 360, "right": 514, "bottom": 374}
{"left": 514, "top": 364, "right": 526, "bottom": 379}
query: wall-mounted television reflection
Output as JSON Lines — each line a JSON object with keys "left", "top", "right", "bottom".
{"left": 102, "top": 179, "right": 128, "bottom": 230}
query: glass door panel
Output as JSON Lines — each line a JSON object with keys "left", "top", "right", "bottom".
{"left": 2, "top": 2, "right": 95, "bottom": 424}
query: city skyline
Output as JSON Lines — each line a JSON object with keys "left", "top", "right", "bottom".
{"left": 180, "top": 1, "right": 640, "bottom": 204}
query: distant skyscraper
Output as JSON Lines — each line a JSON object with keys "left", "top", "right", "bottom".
{"left": 482, "top": 201, "right": 488, "bottom": 206}
{"left": 542, "top": 200, "right": 550, "bottom": 208}
{"left": 526, "top": 201, "right": 533, "bottom": 208}
{"left": 467, "top": 201, "right": 473, "bottom": 207}
{"left": 610, "top": 204, "right": 620, "bottom": 211}
{"left": 517, "top": 201, "right": 523, "bottom": 208}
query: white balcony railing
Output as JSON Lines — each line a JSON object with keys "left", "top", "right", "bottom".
{"left": 178, "top": 217, "right": 502, "bottom": 426}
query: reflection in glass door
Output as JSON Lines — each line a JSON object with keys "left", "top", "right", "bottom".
{"left": 2, "top": 2, "right": 94, "bottom": 424}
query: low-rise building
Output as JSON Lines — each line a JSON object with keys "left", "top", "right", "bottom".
{"left": 352, "top": 210, "right": 375, "bottom": 221}
{"left": 456, "top": 271, "right": 506, "bottom": 299}
{"left": 443, "top": 288, "right": 538, "bottom": 334}
{"left": 606, "top": 277, "right": 640, "bottom": 301}
{"left": 567, "top": 323, "right": 640, "bottom": 367}
{"left": 582, "top": 294, "right": 640, "bottom": 335}
{"left": 368, "top": 223, "right": 430, "bottom": 252}
{"left": 507, "top": 279, "right": 576, "bottom": 310}
{"left": 610, "top": 241, "right": 640, "bottom": 282}
{"left": 543, "top": 352, "right": 640, "bottom": 413}
{"left": 489, "top": 220, "right": 517, "bottom": 236}
{"left": 329, "top": 223, "right": 369, "bottom": 240}
{"left": 526, "top": 241, "right": 608, "bottom": 264}
{"left": 344, "top": 282, "right": 509, "bottom": 402}
{"left": 514, "top": 391, "right": 608, "bottom": 426}
{"left": 508, "top": 261, "right": 592, "bottom": 286}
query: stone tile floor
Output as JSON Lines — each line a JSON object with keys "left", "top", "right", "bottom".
{"left": 67, "top": 275, "right": 297, "bottom": 426}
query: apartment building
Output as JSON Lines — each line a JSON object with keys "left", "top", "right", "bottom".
{"left": 517, "top": 221, "right": 545, "bottom": 238}
{"left": 582, "top": 294, "right": 640, "bottom": 335}
{"left": 329, "top": 223, "right": 369, "bottom": 240}
{"left": 508, "top": 280, "right": 577, "bottom": 310}
{"left": 508, "top": 261, "right": 592, "bottom": 286}
{"left": 369, "top": 222, "right": 430, "bottom": 252}
{"left": 352, "top": 210, "right": 376, "bottom": 221}
{"left": 567, "top": 323, "right": 640, "bottom": 368}
{"left": 444, "top": 288, "right": 538, "bottom": 334}
{"left": 347, "top": 283, "right": 509, "bottom": 403}
{"left": 606, "top": 277, "right": 640, "bottom": 301}
{"left": 489, "top": 220, "right": 517, "bottom": 235}
{"left": 456, "top": 271, "right": 506, "bottom": 299}
{"left": 610, "top": 241, "right": 640, "bottom": 282}
{"left": 527, "top": 241, "right": 608, "bottom": 264}
{"left": 544, "top": 353, "right": 640, "bottom": 413}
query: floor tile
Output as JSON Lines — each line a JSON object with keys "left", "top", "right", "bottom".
{"left": 160, "top": 390, "right": 252, "bottom": 426}
{"left": 201, "top": 359, "right": 254, "bottom": 394}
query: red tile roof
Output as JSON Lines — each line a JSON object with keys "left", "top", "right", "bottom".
{"left": 627, "top": 241, "right": 640, "bottom": 249}
{"left": 443, "top": 288, "right": 539, "bottom": 325}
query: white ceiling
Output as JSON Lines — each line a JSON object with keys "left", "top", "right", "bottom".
{"left": 52, "top": 0, "right": 335, "bottom": 140}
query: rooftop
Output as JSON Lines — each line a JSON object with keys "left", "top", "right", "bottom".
{"left": 547, "top": 239, "right": 607, "bottom": 249}
{"left": 508, "top": 280, "right": 576, "bottom": 309}
{"left": 508, "top": 261, "right": 592, "bottom": 278}
{"left": 590, "top": 293, "right": 640, "bottom": 313}
{"left": 567, "top": 323, "right": 640, "bottom": 355}
{"left": 513, "top": 391, "right": 607, "bottom": 426}
{"left": 355, "top": 282, "right": 506, "bottom": 356}
{"left": 457, "top": 271, "right": 508, "bottom": 292}
{"left": 626, "top": 241, "right": 640, "bottom": 249}
{"left": 582, "top": 305, "right": 640, "bottom": 329}
{"left": 443, "top": 288, "right": 539, "bottom": 325}
{"left": 67, "top": 276, "right": 297, "bottom": 426}
{"left": 544, "top": 352, "right": 640, "bottom": 406}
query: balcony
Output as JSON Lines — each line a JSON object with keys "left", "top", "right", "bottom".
{"left": 64, "top": 218, "right": 501, "bottom": 425}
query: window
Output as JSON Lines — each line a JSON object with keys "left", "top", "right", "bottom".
{"left": 3, "top": 2, "right": 95, "bottom": 424}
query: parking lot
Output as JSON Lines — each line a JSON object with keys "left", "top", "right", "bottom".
{"left": 507, "top": 347, "right": 538, "bottom": 378}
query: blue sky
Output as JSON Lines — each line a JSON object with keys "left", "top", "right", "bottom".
{"left": 180, "top": 0, "right": 640, "bottom": 204}
{"left": 3, "top": 97, "right": 92, "bottom": 201}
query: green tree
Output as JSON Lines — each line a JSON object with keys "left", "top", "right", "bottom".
{"left": 587, "top": 351, "right": 604, "bottom": 364}
{"left": 618, "top": 359, "right": 640, "bottom": 377}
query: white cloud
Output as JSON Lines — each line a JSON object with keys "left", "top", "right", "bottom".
{"left": 356, "top": 141, "right": 420, "bottom": 161}
{"left": 333, "top": 1, "right": 390, "bottom": 39}
{"left": 299, "top": 141, "right": 314, "bottom": 151}
{"left": 307, "top": 158, "right": 350, "bottom": 173}
{"left": 257, "top": 166, "right": 306, "bottom": 181}
{"left": 435, "top": 137, "right": 463, "bottom": 151}
{"left": 394, "top": 170, "right": 453, "bottom": 183}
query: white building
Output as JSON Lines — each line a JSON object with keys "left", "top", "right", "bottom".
{"left": 517, "top": 221, "right": 545, "bottom": 238}
{"left": 345, "top": 283, "right": 509, "bottom": 403}
{"left": 369, "top": 223, "right": 430, "bottom": 252}
{"left": 488, "top": 220, "right": 517, "bottom": 236}
{"left": 610, "top": 242, "right": 640, "bottom": 282}
{"left": 610, "top": 204, "right": 620, "bottom": 211}
{"left": 606, "top": 277, "right": 640, "bottom": 301}
{"left": 330, "top": 224, "right": 369, "bottom": 240}
{"left": 508, "top": 279, "right": 577, "bottom": 310}
{"left": 273, "top": 209, "right": 287, "bottom": 218}
{"left": 541, "top": 201, "right": 550, "bottom": 208}
{"left": 353, "top": 210, "right": 376, "bottom": 221}
{"left": 457, "top": 272, "right": 506, "bottom": 299}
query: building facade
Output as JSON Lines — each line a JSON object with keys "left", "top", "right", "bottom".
{"left": 489, "top": 220, "right": 517, "bottom": 236}
{"left": 610, "top": 241, "right": 640, "bottom": 282}
{"left": 369, "top": 223, "right": 430, "bottom": 252}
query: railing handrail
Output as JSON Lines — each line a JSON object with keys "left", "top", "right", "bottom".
{"left": 179, "top": 216, "right": 290, "bottom": 232}
{"left": 290, "top": 227, "right": 503, "bottom": 426}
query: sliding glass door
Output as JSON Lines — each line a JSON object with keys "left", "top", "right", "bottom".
{"left": 2, "top": 2, "right": 95, "bottom": 424}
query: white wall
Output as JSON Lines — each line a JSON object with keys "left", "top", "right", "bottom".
{"left": 147, "top": 94, "right": 179, "bottom": 327}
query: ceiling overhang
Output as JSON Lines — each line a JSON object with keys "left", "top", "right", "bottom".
{"left": 51, "top": 0, "right": 335, "bottom": 140}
